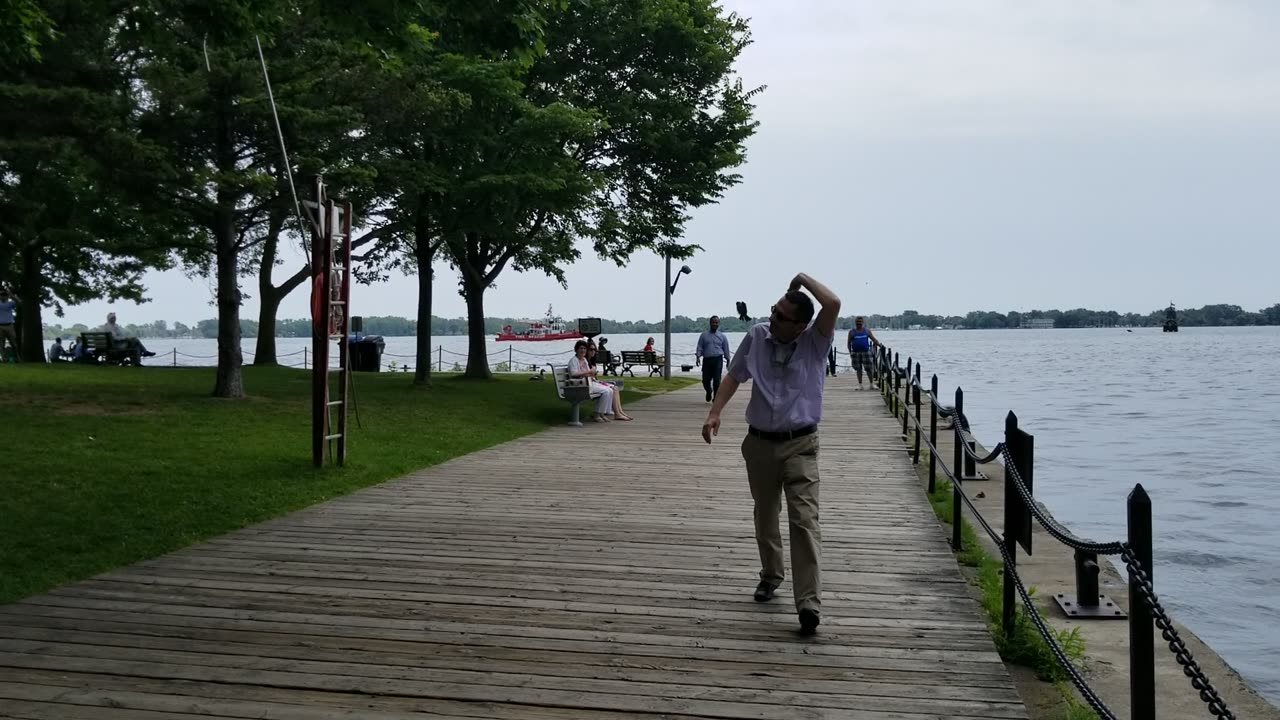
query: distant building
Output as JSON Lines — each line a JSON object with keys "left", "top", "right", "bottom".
{"left": 1021, "top": 318, "right": 1055, "bottom": 329}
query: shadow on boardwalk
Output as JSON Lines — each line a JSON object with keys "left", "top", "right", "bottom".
{"left": 0, "top": 377, "right": 1027, "bottom": 719}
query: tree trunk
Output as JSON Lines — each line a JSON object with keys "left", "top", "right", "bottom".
{"left": 254, "top": 289, "right": 281, "bottom": 366}
{"left": 211, "top": 87, "right": 243, "bottom": 397}
{"left": 413, "top": 261, "right": 434, "bottom": 385}
{"left": 462, "top": 271, "right": 491, "bottom": 379}
{"left": 253, "top": 210, "right": 286, "bottom": 365}
{"left": 413, "top": 214, "right": 434, "bottom": 386}
{"left": 212, "top": 217, "right": 244, "bottom": 397}
{"left": 17, "top": 244, "right": 43, "bottom": 362}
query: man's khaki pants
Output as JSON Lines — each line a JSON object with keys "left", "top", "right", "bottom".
{"left": 742, "top": 431, "right": 821, "bottom": 613}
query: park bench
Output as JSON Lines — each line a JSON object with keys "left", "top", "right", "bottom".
{"left": 619, "top": 350, "right": 662, "bottom": 377}
{"left": 77, "top": 331, "right": 133, "bottom": 366}
{"left": 596, "top": 349, "right": 620, "bottom": 376}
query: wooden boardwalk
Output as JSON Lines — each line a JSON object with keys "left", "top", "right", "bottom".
{"left": 0, "top": 376, "right": 1027, "bottom": 719}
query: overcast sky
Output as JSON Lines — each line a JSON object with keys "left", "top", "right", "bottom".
{"left": 62, "top": 0, "right": 1280, "bottom": 328}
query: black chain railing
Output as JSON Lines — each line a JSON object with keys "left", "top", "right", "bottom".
{"left": 866, "top": 343, "right": 1236, "bottom": 720}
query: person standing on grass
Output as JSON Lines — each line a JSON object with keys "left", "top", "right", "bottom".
{"left": 695, "top": 315, "right": 731, "bottom": 402}
{"left": 701, "top": 272, "right": 840, "bottom": 636}
{"left": 0, "top": 287, "right": 19, "bottom": 362}
{"left": 846, "top": 316, "right": 879, "bottom": 389}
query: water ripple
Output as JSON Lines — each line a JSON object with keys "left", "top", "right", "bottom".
{"left": 876, "top": 325, "right": 1280, "bottom": 705}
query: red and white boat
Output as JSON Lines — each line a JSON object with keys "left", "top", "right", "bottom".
{"left": 495, "top": 305, "right": 584, "bottom": 342}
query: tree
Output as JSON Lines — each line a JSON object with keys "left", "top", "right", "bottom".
{"left": 120, "top": 1, "right": 365, "bottom": 395}
{"left": 441, "top": 0, "right": 760, "bottom": 378}
{"left": 357, "top": 3, "right": 563, "bottom": 385}
{"left": 355, "top": 47, "right": 458, "bottom": 386}
{"left": 0, "top": 0, "right": 56, "bottom": 66}
{"left": 1263, "top": 304, "right": 1280, "bottom": 325}
{"left": 0, "top": 0, "right": 168, "bottom": 361}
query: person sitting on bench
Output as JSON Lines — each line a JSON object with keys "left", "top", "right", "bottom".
{"left": 101, "top": 312, "right": 157, "bottom": 364}
{"left": 568, "top": 340, "right": 632, "bottom": 422}
{"left": 48, "top": 337, "right": 71, "bottom": 362}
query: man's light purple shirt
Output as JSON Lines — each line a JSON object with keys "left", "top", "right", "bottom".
{"left": 727, "top": 322, "right": 833, "bottom": 432}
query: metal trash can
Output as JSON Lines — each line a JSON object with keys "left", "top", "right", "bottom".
{"left": 351, "top": 335, "right": 385, "bottom": 372}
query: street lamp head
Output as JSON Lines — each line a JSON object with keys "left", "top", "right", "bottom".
{"left": 669, "top": 263, "right": 693, "bottom": 294}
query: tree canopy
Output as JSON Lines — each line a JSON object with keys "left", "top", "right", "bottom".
{"left": 5, "top": 0, "right": 759, "bottom": 389}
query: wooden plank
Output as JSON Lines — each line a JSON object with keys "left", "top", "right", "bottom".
{"left": 0, "top": 378, "right": 1027, "bottom": 719}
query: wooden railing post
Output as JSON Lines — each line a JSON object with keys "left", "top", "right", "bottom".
{"left": 951, "top": 387, "right": 963, "bottom": 551}
{"left": 913, "top": 364, "right": 922, "bottom": 464}
{"left": 928, "top": 374, "right": 939, "bottom": 493}
{"left": 964, "top": 421, "right": 979, "bottom": 480}
{"left": 884, "top": 348, "right": 893, "bottom": 407}
{"left": 1002, "top": 412, "right": 1024, "bottom": 638}
{"left": 880, "top": 346, "right": 889, "bottom": 393}
{"left": 1129, "top": 484, "right": 1155, "bottom": 720}
{"left": 902, "top": 357, "right": 912, "bottom": 438}
{"left": 896, "top": 351, "right": 906, "bottom": 415}
{"left": 878, "top": 346, "right": 885, "bottom": 388}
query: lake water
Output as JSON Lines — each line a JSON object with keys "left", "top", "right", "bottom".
{"left": 148, "top": 326, "right": 1280, "bottom": 702}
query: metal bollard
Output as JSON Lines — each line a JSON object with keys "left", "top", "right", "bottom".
{"left": 1053, "top": 550, "right": 1126, "bottom": 619}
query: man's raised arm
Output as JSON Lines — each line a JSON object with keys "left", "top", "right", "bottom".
{"left": 790, "top": 273, "right": 841, "bottom": 337}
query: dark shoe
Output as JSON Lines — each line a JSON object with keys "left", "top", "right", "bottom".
{"left": 142, "top": 350, "right": 157, "bottom": 357}
{"left": 799, "top": 608, "right": 820, "bottom": 635}
{"left": 705, "top": 390, "right": 712, "bottom": 402}
{"left": 753, "top": 581, "right": 777, "bottom": 602}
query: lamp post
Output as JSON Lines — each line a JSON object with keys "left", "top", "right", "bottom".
{"left": 664, "top": 256, "right": 692, "bottom": 381}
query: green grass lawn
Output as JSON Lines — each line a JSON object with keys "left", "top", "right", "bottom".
{"left": 1, "top": 364, "right": 696, "bottom": 604}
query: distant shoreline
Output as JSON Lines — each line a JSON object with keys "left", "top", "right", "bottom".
{"left": 41, "top": 324, "right": 1280, "bottom": 341}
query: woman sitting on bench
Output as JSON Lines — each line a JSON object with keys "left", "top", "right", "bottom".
{"left": 568, "top": 340, "right": 632, "bottom": 422}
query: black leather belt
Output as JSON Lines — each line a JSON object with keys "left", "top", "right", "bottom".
{"left": 748, "top": 425, "right": 817, "bottom": 442}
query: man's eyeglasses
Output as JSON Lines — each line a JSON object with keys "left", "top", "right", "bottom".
{"left": 771, "top": 305, "right": 799, "bottom": 324}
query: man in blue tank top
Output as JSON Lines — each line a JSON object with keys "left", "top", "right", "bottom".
{"left": 846, "top": 316, "right": 879, "bottom": 389}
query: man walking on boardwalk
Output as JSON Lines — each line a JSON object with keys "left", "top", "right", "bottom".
{"left": 846, "top": 316, "right": 879, "bottom": 389}
{"left": 695, "top": 315, "right": 732, "bottom": 402}
{"left": 701, "top": 272, "right": 840, "bottom": 635}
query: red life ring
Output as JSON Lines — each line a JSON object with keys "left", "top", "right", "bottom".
{"left": 311, "top": 270, "right": 345, "bottom": 336}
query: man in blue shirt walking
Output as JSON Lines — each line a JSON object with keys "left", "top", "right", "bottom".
{"left": 846, "top": 316, "right": 879, "bottom": 389}
{"left": 695, "top": 315, "right": 732, "bottom": 402}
